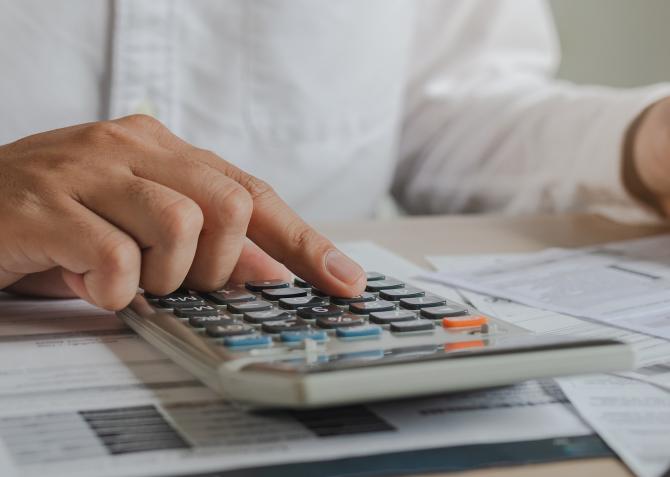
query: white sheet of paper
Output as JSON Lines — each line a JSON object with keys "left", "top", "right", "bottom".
{"left": 427, "top": 253, "right": 670, "bottom": 386}
{"left": 558, "top": 375, "right": 670, "bottom": 477}
{"left": 0, "top": 241, "right": 592, "bottom": 477}
{"left": 423, "top": 235, "right": 670, "bottom": 341}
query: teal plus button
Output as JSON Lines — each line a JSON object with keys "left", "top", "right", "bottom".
{"left": 223, "top": 334, "right": 272, "bottom": 348}
{"left": 280, "top": 330, "right": 328, "bottom": 343}
{"left": 336, "top": 325, "right": 382, "bottom": 339}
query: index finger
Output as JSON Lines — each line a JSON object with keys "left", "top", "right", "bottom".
{"left": 193, "top": 150, "right": 366, "bottom": 297}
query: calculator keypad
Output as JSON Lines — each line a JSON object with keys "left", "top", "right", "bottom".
{"left": 143, "top": 273, "right": 501, "bottom": 355}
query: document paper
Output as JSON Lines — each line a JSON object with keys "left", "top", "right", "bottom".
{"left": 425, "top": 234, "right": 670, "bottom": 341}
{"left": 0, "top": 242, "right": 593, "bottom": 477}
{"left": 427, "top": 251, "right": 670, "bottom": 477}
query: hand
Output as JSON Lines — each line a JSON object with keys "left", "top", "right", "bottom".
{"left": 0, "top": 115, "right": 366, "bottom": 309}
{"left": 625, "top": 97, "right": 670, "bottom": 215}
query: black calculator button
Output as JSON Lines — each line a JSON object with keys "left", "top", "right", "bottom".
{"left": 201, "top": 290, "right": 256, "bottom": 305}
{"left": 245, "top": 280, "right": 290, "bottom": 292}
{"left": 379, "top": 287, "right": 426, "bottom": 301}
{"left": 420, "top": 304, "right": 469, "bottom": 319}
{"left": 279, "top": 296, "right": 328, "bottom": 310}
{"left": 390, "top": 320, "right": 435, "bottom": 333}
{"left": 157, "top": 294, "right": 205, "bottom": 308}
{"left": 369, "top": 310, "right": 416, "bottom": 324}
{"left": 261, "top": 287, "right": 307, "bottom": 301}
{"left": 330, "top": 292, "right": 377, "bottom": 305}
{"left": 244, "top": 310, "right": 294, "bottom": 324}
{"left": 365, "top": 279, "right": 404, "bottom": 292}
{"left": 297, "top": 304, "right": 343, "bottom": 320}
{"left": 189, "top": 316, "right": 235, "bottom": 328}
{"left": 400, "top": 295, "right": 447, "bottom": 310}
{"left": 366, "top": 271, "right": 385, "bottom": 282}
{"left": 144, "top": 286, "right": 189, "bottom": 300}
{"left": 262, "top": 318, "right": 310, "bottom": 334}
{"left": 228, "top": 300, "right": 272, "bottom": 314}
{"left": 174, "top": 305, "right": 219, "bottom": 318}
{"left": 349, "top": 300, "right": 396, "bottom": 315}
{"left": 311, "top": 288, "right": 328, "bottom": 297}
{"left": 205, "top": 323, "right": 254, "bottom": 338}
{"left": 316, "top": 314, "right": 364, "bottom": 329}
{"left": 293, "top": 277, "right": 311, "bottom": 288}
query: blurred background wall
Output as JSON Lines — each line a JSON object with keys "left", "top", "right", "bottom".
{"left": 550, "top": 0, "right": 670, "bottom": 87}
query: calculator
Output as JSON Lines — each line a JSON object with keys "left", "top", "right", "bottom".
{"left": 117, "top": 272, "right": 634, "bottom": 408}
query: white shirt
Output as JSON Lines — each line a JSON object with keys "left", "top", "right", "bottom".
{"left": 1, "top": 0, "right": 668, "bottom": 222}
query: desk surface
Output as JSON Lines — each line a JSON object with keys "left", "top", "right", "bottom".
{"left": 317, "top": 213, "right": 670, "bottom": 477}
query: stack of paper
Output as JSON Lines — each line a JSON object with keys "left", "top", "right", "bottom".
{"left": 423, "top": 235, "right": 670, "bottom": 477}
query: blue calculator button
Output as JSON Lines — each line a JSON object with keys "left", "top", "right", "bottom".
{"left": 223, "top": 335, "right": 272, "bottom": 348}
{"left": 280, "top": 330, "right": 328, "bottom": 343}
{"left": 336, "top": 325, "right": 382, "bottom": 339}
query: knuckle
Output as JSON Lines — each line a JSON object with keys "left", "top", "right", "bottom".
{"left": 287, "top": 220, "right": 326, "bottom": 255}
{"left": 217, "top": 184, "right": 253, "bottom": 224}
{"left": 159, "top": 197, "right": 204, "bottom": 243}
{"left": 98, "top": 234, "right": 139, "bottom": 276}
{"left": 79, "top": 121, "right": 130, "bottom": 145}
{"left": 238, "top": 174, "right": 275, "bottom": 202}
{"left": 122, "top": 114, "right": 165, "bottom": 132}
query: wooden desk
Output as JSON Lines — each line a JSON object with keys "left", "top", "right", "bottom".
{"left": 318, "top": 213, "right": 670, "bottom": 477}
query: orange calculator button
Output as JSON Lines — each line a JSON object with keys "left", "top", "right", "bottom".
{"left": 444, "top": 340, "right": 485, "bottom": 352}
{"left": 442, "top": 315, "right": 488, "bottom": 328}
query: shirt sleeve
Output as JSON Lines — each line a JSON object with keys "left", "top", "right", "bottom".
{"left": 393, "top": 0, "right": 670, "bottom": 223}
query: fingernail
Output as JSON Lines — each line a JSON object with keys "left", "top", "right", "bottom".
{"left": 325, "top": 249, "right": 364, "bottom": 285}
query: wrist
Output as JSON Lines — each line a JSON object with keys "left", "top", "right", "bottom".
{"left": 623, "top": 98, "right": 670, "bottom": 215}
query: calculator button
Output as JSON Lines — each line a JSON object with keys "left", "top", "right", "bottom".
{"left": 365, "top": 279, "right": 404, "bottom": 292}
{"left": 173, "top": 305, "right": 219, "bottom": 318}
{"left": 379, "top": 287, "right": 426, "bottom": 301}
{"left": 444, "top": 340, "right": 486, "bottom": 352}
{"left": 201, "top": 290, "right": 256, "bottom": 305}
{"left": 311, "top": 288, "right": 328, "bottom": 297}
{"left": 144, "top": 287, "right": 189, "bottom": 300}
{"left": 366, "top": 271, "right": 385, "bottom": 282}
{"left": 228, "top": 300, "right": 272, "bottom": 314}
{"left": 399, "top": 295, "right": 447, "bottom": 310}
{"left": 245, "top": 280, "right": 289, "bottom": 292}
{"left": 279, "top": 296, "right": 328, "bottom": 310}
{"left": 205, "top": 323, "right": 255, "bottom": 338}
{"left": 157, "top": 295, "right": 205, "bottom": 308}
{"left": 390, "top": 320, "right": 435, "bottom": 333}
{"left": 297, "top": 305, "right": 343, "bottom": 320}
{"left": 369, "top": 309, "right": 417, "bottom": 325}
{"left": 420, "top": 304, "right": 469, "bottom": 319}
{"left": 336, "top": 325, "right": 382, "bottom": 339}
{"left": 349, "top": 300, "right": 396, "bottom": 315}
{"left": 188, "top": 316, "right": 234, "bottom": 328}
{"left": 243, "top": 310, "right": 294, "bottom": 324}
{"left": 223, "top": 334, "right": 272, "bottom": 348}
{"left": 329, "top": 292, "right": 377, "bottom": 305}
{"left": 293, "top": 277, "right": 311, "bottom": 288}
{"left": 442, "top": 315, "right": 489, "bottom": 328}
{"left": 280, "top": 330, "right": 328, "bottom": 343}
{"left": 261, "top": 287, "right": 307, "bottom": 301}
{"left": 261, "top": 318, "right": 310, "bottom": 334}
{"left": 316, "top": 314, "right": 364, "bottom": 329}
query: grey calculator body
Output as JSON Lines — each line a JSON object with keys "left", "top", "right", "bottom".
{"left": 117, "top": 275, "right": 634, "bottom": 408}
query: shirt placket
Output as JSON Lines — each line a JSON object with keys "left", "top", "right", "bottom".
{"left": 109, "top": 0, "right": 179, "bottom": 131}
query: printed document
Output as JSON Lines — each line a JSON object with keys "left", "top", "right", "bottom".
{"left": 425, "top": 234, "right": 670, "bottom": 341}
